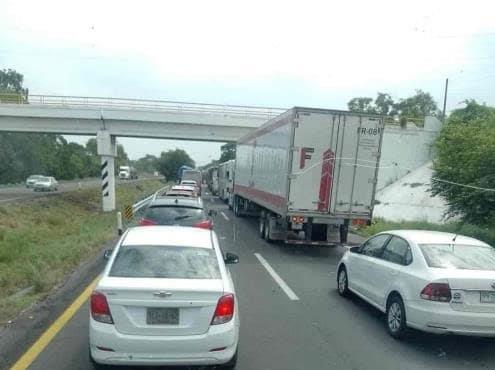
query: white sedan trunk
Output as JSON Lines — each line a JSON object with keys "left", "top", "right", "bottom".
{"left": 99, "top": 277, "right": 224, "bottom": 336}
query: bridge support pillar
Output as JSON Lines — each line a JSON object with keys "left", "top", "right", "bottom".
{"left": 97, "top": 131, "right": 117, "bottom": 212}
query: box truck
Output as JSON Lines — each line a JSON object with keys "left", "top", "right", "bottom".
{"left": 233, "top": 107, "right": 384, "bottom": 245}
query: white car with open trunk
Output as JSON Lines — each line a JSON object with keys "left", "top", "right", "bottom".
{"left": 89, "top": 226, "right": 239, "bottom": 368}
{"left": 337, "top": 230, "right": 495, "bottom": 338}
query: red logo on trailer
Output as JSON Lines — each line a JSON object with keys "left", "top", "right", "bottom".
{"left": 318, "top": 149, "right": 335, "bottom": 212}
{"left": 300, "top": 147, "right": 314, "bottom": 169}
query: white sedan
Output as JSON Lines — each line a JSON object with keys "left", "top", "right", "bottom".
{"left": 89, "top": 226, "right": 240, "bottom": 368}
{"left": 337, "top": 230, "right": 495, "bottom": 338}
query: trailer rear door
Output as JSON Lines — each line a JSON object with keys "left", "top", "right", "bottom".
{"left": 288, "top": 111, "right": 339, "bottom": 213}
{"left": 331, "top": 115, "right": 383, "bottom": 216}
{"left": 288, "top": 111, "right": 383, "bottom": 216}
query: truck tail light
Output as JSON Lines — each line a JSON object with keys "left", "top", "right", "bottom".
{"left": 291, "top": 216, "right": 305, "bottom": 224}
{"left": 420, "top": 283, "right": 451, "bottom": 302}
{"left": 90, "top": 291, "right": 114, "bottom": 324}
{"left": 211, "top": 294, "right": 234, "bottom": 325}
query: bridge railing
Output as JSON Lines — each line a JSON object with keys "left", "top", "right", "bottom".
{"left": 0, "top": 93, "right": 286, "bottom": 119}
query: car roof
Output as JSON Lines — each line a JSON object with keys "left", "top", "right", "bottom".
{"left": 149, "top": 196, "right": 203, "bottom": 208}
{"left": 123, "top": 226, "right": 213, "bottom": 248}
{"left": 181, "top": 180, "right": 197, "bottom": 183}
{"left": 382, "top": 230, "right": 489, "bottom": 247}
{"left": 171, "top": 185, "right": 195, "bottom": 191}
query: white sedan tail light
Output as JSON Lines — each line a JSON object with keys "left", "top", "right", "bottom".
{"left": 91, "top": 291, "right": 114, "bottom": 324}
{"left": 420, "top": 283, "right": 452, "bottom": 302}
{"left": 211, "top": 294, "right": 234, "bottom": 325}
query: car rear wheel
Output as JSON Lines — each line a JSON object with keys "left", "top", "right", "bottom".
{"left": 337, "top": 266, "right": 350, "bottom": 297}
{"left": 386, "top": 295, "right": 407, "bottom": 339}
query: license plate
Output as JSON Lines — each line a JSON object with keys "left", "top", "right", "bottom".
{"left": 480, "top": 292, "right": 495, "bottom": 304}
{"left": 147, "top": 308, "right": 179, "bottom": 325}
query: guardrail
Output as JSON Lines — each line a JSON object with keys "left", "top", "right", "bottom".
{"left": 0, "top": 93, "right": 287, "bottom": 120}
{"left": 132, "top": 184, "right": 170, "bottom": 213}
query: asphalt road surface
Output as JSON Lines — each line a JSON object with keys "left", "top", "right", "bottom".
{"left": 0, "top": 178, "right": 148, "bottom": 204}
{"left": 9, "top": 194, "right": 495, "bottom": 370}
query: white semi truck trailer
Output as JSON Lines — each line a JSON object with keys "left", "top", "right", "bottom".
{"left": 218, "top": 159, "right": 235, "bottom": 204}
{"left": 232, "top": 107, "right": 384, "bottom": 245}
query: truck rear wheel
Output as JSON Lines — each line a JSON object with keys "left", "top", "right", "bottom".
{"left": 340, "top": 223, "right": 349, "bottom": 244}
{"left": 233, "top": 196, "right": 241, "bottom": 217}
{"left": 263, "top": 217, "right": 273, "bottom": 243}
{"left": 259, "top": 214, "right": 265, "bottom": 238}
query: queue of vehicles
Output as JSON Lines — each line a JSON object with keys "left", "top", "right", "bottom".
{"left": 89, "top": 106, "right": 495, "bottom": 369}
{"left": 90, "top": 169, "right": 238, "bottom": 369}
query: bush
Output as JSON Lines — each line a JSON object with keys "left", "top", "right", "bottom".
{"left": 431, "top": 101, "right": 495, "bottom": 223}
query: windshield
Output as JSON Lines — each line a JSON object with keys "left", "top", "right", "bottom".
{"left": 143, "top": 206, "right": 205, "bottom": 226}
{"left": 419, "top": 244, "right": 495, "bottom": 270}
{"left": 109, "top": 245, "right": 220, "bottom": 279}
{"left": 38, "top": 177, "right": 50, "bottom": 182}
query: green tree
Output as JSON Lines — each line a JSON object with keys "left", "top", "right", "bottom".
{"left": 219, "top": 142, "right": 236, "bottom": 162}
{"left": 395, "top": 90, "right": 439, "bottom": 119}
{"left": 431, "top": 101, "right": 495, "bottom": 223}
{"left": 347, "top": 97, "right": 376, "bottom": 113}
{"left": 0, "top": 68, "right": 28, "bottom": 102}
{"left": 374, "top": 92, "right": 395, "bottom": 116}
{"left": 133, "top": 154, "right": 159, "bottom": 174}
{"left": 156, "top": 149, "right": 195, "bottom": 181}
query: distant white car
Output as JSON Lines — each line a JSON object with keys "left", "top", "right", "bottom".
{"left": 33, "top": 176, "right": 58, "bottom": 192}
{"left": 180, "top": 180, "right": 201, "bottom": 194}
{"left": 25, "top": 174, "right": 44, "bottom": 188}
{"left": 337, "top": 230, "right": 495, "bottom": 338}
{"left": 89, "top": 226, "right": 240, "bottom": 368}
{"left": 166, "top": 185, "right": 198, "bottom": 198}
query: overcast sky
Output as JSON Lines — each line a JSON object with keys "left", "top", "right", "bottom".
{"left": 1, "top": 0, "right": 494, "bottom": 165}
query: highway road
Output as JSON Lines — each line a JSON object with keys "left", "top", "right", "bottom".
{"left": 4, "top": 193, "right": 495, "bottom": 370}
{"left": 0, "top": 178, "right": 150, "bottom": 204}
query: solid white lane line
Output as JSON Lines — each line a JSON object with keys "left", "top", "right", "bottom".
{"left": 254, "top": 253, "right": 300, "bottom": 301}
{"left": 220, "top": 211, "right": 230, "bottom": 221}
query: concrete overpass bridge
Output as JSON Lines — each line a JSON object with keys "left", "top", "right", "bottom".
{"left": 0, "top": 94, "right": 286, "bottom": 211}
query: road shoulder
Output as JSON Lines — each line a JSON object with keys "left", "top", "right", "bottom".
{"left": 0, "top": 237, "right": 115, "bottom": 370}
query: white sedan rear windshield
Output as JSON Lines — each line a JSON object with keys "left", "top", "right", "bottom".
{"left": 109, "top": 245, "right": 221, "bottom": 279}
{"left": 419, "top": 244, "right": 495, "bottom": 270}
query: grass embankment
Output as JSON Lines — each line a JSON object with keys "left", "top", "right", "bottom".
{"left": 356, "top": 218, "right": 495, "bottom": 246}
{"left": 0, "top": 179, "right": 164, "bottom": 322}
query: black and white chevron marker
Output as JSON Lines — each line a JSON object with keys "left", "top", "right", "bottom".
{"left": 101, "top": 160, "right": 109, "bottom": 197}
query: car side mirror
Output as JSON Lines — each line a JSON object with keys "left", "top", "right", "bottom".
{"left": 208, "top": 210, "right": 218, "bottom": 217}
{"left": 103, "top": 249, "right": 114, "bottom": 260}
{"left": 224, "top": 252, "right": 239, "bottom": 264}
{"left": 350, "top": 246, "right": 361, "bottom": 254}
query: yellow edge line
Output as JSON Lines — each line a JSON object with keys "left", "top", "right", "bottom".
{"left": 10, "top": 276, "right": 100, "bottom": 370}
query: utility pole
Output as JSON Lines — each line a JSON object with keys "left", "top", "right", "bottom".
{"left": 442, "top": 78, "right": 449, "bottom": 123}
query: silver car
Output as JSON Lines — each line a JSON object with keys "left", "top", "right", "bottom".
{"left": 33, "top": 176, "right": 59, "bottom": 192}
{"left": 26, "top": 175, "right": 44, "bottom": 188}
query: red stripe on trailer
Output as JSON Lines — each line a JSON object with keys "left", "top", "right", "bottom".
{"left": 234, "top": 184, "right": 285, "bottom": 210}
{"left": 317, "top": 149, "right": 335, "bottom": 212}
